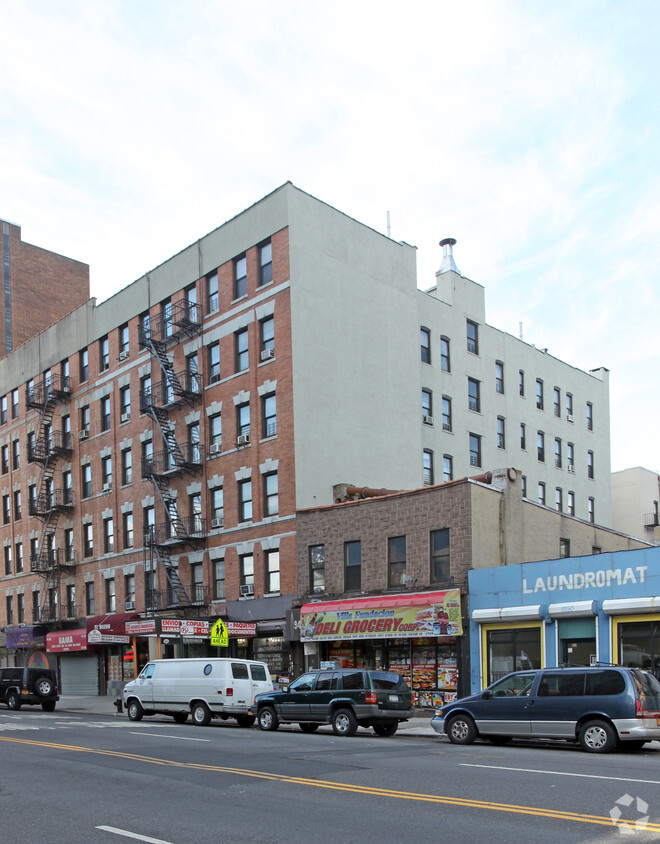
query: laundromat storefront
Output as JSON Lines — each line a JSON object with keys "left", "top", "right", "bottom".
{"left": 300, "top": 590, "right": 464, "bottom": 707}
{"left": 468, "top": 547, "right": 660, "bottom": 694}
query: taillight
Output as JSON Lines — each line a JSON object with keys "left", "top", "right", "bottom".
{"left": 636, "top": 698, "right": 642, "bottom": 717}
{"left": 226, "top": 687, "right": 233, "bottom": 696}
{"left": 366, "top": 692, "right": 377, "bottom": 705}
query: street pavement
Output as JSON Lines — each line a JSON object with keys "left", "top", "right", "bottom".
{"left": 57, "top": 694, "right": 438, "bottom": 736}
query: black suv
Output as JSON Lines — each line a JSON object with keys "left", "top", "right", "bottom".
{"left": 0, "top": 667, "right": 59, "bottom": 711}
{"left": 255, "top": 668, "right": 414, "bottom": 736}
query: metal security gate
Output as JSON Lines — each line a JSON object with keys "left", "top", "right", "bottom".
{"left": 59, "top": 653, "right": 98, "bottom": 695}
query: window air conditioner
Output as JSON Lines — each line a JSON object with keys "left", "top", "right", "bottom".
{"left": 260, "top": 348, "right": 274, "bottom": 361}
{"left": 125, "top": 601, "right": 135, "bottom": 610}
{"left": 119, "top": 351, "right": 129, "bottom": 361}
{"left": 210, "top": 373, "right": 221, "bottom": 384}
{"left": 237, "top": 434, "right": 250, "bottom": 446}
{"left": 211, "top": 517, "right": 224, "bottom": 529}
{"left": 567, "top": 465, "right": 575, "bottom": 473}
{"left": 209, "top": 442, "right": 222, "bottom": 455}
{"left": 120, "top": 413, "right": 130, "bottom": 423}
{"left": 79, "top": 429, "right": 89, "bottom": 440}
{"left": 103, "top": 483, "right": 112, "bottom": 493}
{"left": 239, "top": 584, "right": 254, "bottom": 597}
{"left": 423, "top": 415, "right": 434, "bottom": 425}
{"left": 566, "top": 414, "right": 574, "bottom": 422}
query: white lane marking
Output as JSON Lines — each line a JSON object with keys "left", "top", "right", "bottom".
{"left": 461, "top": 763, "right": 660, "bottom": 786}
{"left": 96, "top": 826, "right": 174, "bottom": 843}
{"left": 129, "top": 731, "right": 210, "bottom": 742}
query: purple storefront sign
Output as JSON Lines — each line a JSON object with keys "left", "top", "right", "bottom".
{"left": 6, "top": 626, "right": 46, "bottom": 649}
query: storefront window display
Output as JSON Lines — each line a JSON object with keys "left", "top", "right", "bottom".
{"left": 617, "top": 617, "right": 660, "bottom": 680}
{"left": 485, "top": 624, "right": 542, "bottom": 685}
{"left": 252, "top": 636, "right": 289, "bottom": 677}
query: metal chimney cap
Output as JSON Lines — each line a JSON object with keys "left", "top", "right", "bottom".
{"left": 439, "top": 238, "right": 460, "bottom": 275}
{"left": 439, "top": 237, "right": 457, "bottom": 247}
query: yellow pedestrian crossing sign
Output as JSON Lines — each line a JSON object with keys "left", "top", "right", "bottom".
{"left": 210, "top": 619, "right": 228, "bottom": 648}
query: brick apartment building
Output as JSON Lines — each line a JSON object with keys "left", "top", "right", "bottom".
{"left": 295, "top": 470, "right": 650, "bottom": 707}
{"left": 0, "top": 183, "right": 614, "bottom": 694}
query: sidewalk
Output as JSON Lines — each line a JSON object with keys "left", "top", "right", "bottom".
{"left": 56, "top": 695, "right": 438, "bottom": 737}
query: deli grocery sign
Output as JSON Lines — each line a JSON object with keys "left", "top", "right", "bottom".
{"left": 300, "top": 590, "right": 463, "bottom": 641}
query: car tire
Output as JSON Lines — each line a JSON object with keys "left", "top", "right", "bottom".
{"left": 258, "top": 706, "right": 279, "bottom": 731}
{"left": 34, "top": 676, "right": 54, "bottom": 698}
{"left": 332, "top": 708, "right": 358, "bottom": 737}
{"left": 578, "top": 719, "right": 616, "bottom": 753}
{"left": 41, "top": 701, "right": 56, "bottom": 712}
{"left": 127, "top": 700, "right": 144, "bottom": 722}
{"left": 235, "top": 715, "right": 256, "bottom": 728}
{"left": 192, "top": 703, "right": 212, "bottom": 726}
{"left": 299, "top": 722, "right": 320, "bottom": 733}
{"left": 172, "top": 712, "right": 188, "bottom": 724}
{"left": 373, "top": 721, "right": 398, "bottom": 737}
{"left": 446, "top": 714, "right": 477, "bottom": 745}
{"left": 7, "top": 691, "right": 21, "bottom": 710}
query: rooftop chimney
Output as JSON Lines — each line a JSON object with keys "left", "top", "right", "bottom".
{"left": 439, "top": 237, "right": 460, "bottom": 275}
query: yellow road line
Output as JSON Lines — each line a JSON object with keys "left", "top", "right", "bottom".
{"left": 2, "top": 735, "right": 658, "bottom": 831}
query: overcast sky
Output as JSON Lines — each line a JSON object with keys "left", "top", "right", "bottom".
{"left": 1, "top": 1, "right": 658, "bottom": 474}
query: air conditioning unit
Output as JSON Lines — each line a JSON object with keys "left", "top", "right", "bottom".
{"left": 566, "top": 414, "right": 574, "bottom": 422}
{"left": 239, "top": 584, "right": 254, "bottom": 597}
{"left": 209, "top": 442, "right": 222, "bottom": 455}
{"left": 120, "top": 413, "right": 130, "bottom": 423}
{"left": 237, "top": 434, "right": 250, "bottom": 446}
{"left": 119, "top": 351, "right": 129, "bottom": 361}
{"left": 423, "top": 415, "right": 434, "bottom": 425}
{"left": 210, "top": 373, "right": 221, "bottom": 384}
{"left": 211, "top": 517, "right": 224, "bottom": 529}
{"left": 125, "top": 601, "right": 135, "bottom": 610}
{"left": 568, "top": 465, "right": 575, "bottom": 473}
{"left": 260, "top": 348, "right": 274, "bottom": 361}
{"left": 79, "top": 429, "right": 89, "bottom": 440}
{"left": 103, "top": 483, "right": 112, "bottom": 493}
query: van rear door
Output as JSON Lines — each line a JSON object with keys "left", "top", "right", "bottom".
{"left": 249, "top": 663, "right": 274, "bottom": 700}
{"left": 229, "top": 662, "right": 253, "bottom": 708}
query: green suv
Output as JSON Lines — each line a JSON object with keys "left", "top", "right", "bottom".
{"left": 255, "top": 668, "right": 414, "bottom": 736}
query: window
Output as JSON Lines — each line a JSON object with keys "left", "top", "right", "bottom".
{"left": 237, "top": 402, "right": 250, "bottom": 439}
{"left": 263, "top": 472, "right": 279, "bottom": 516}
{"left": 123, "top": 513, "right": 134, "bottom": 549}
{"left": 235, "top": 328, "right": 249, "bottom": 372}
{"left": 262, "top": 393, "right": 277, "bottom": 438}
{"left": 567, "top": 442, "right": 575, "bottom": 471}
{"left": 422, "top": 389, "right": 433, "bottom": 422}
{"left": 6, "top": 595, "right": 13, "bottom": 624}
{"left": 80, "top": 348, "right": 88, "bottom": 382}
{"left": 13, "top": 490, "right": 21, "bottom": 520}
{"left": 125, "top": 573, "right": 135, "bottom": 607}
{"left": 430, "top": 528, "right": 450, "bottom": 583}
{"left": 86, "top": 582, "right": 95, "bottom": 615}
{"left": 4, "top": 545, "right": 11, "bottom": 575}
{"left": 11, "top": 389, "right": 18, "bottom": 419}
{"left": 521, "top": 475, "right": 527, "bottom": 497}
{"left": 213, "top": 559, "right": 226, "bottom": 600}
{"left": 556, "top": 488, "right": 563, "bottom": 512}
{"left": 121, "top": 448, "right": 132, "bottom": 485}
{"left": 554, "top": 438, "right": 562, "bottom": 468}
{"left": 586, "top": 402, "right": 593, "bottom": 431}
{"left": 2, "top": 494, "right": 9, "bottom": 524}
{"left": 467, "top": 378, "right": 480, "bottom": 412}
{"left": 234, "top": 254, "right": 247, "bottom": 299}
{"left": 162, "top": 298, "right": 173, "bottom": 338}
{"left": 587, "top": 450, "right": 594, "bottom": 479}
{"left": 143, "top": 505, "right": 155, "bottom": 543}
{"left": 1, "top": 445, "right": 7, "bottom": 473}
{"left": 139, "top": 310, "right": 151, "bottom": 342}
{"left": 186, "top": 352, "right": 200, "bottom": 393}
{"left": 440, "top": 336, "right": 450, "bottom": 372}
{"left": 139, "top": 375, "right": 152, "bottom": 414}
{"left": 423, "top": 449, "right": 434, "bottom": 485}
{"left": 553, "top": 387, "right": 561, "bottom": 417}
{"left": 344, "top": 541, "right": 361, "bottom": 591}
{"left": 100, "top": 396, "right": 111, "bottom": 432}
{"left": 190, "top": 492, "right": 203, "bottom": 532}
{"left": 519, "top": 370, "right": 525, "bottom": 397}
{"left": 240, "top": 554, "right": 254, "bottom": 588}
{"left": 119, "top": 323, "right": 129, "bottom": 356}
{"left": 64, "top": 529, "right": 74, "bottom": 563}
{"left": 568, "top": 491, "right": 575, "bottom": 516}
{"left": 106, "top": 578, "right": 116, "bottom": 612}
{"left": 442, "top": 396, "right": 452, "bottom": 432}
{"left": 141, "top": 439, "right": 153, "bottom": 476}
{"left": 185, "top": 282, "right": 197, "bottom": 319}
{"left": 388, "top": 535, "right": 406, "bottom": 587}
{"left": 265, "top": 549, "right": 280, "bottom": 593}
{"left": 443, "top": 454, "right": 453, "bottom": 482}
{"left": 103, "top": 518, "right": 114, "bottom": 553}
{"left": 469, "top": 434, "right": 481, "bottom": 467}
{"left": 12, "top": 439, "right": 19, "bottom": 470}
{"left": 466, "top": 320, "right": 478, "bottom": 354}
{"left": 28, "top": 483, "right": 37, "bottom": 514}
{"left": 259, "top": 240, "right": 272, "bottom": 286}
{"left": 208, "top": 341, "right": 221, "bottom": 383}
{"left": 497, "top": 416, "right": 505, "bottom": 449}
{"left": 30, "top": 537, "right": 38, "bottom": 568}
{"left": 566, "top": 392, "right": 574, "bottom": 418}
{"left": 190, "top": 564, "right": 204, "bottom": 602}
{"left": 538, "top": 482, "right": 546, "bottom": 505}
{"left": 32, "top": 590, "right": 41, "bottom": 622}
{"left": 209, "top": 413, "right": 222, "bottom": 450}
{"left": 420, "top": 327, "right": 431, "bottom": 364}
{"left": 238, "top": 479, "right": 252, "bottom": 522}
{"left": 309, "top": 545, "right": 325, "bottom": 594}
{"left": 207, "top": 270, "right": 219, "bottom": 313}
{"left": 495, "top": 362, "right": 504, "bottom": 394}
{"left": 17, "top": 593, "right": 25, "bottom": 624}
{"left": 211, "top": 487, "right": 224, "bottom": 525}
{"left": 537, "top": 431, "right": 545, "bottom": 462}
{"left": 82, "top": 464, "right": 92, "bottom": 499}
{"left": 84, "top": 523, "right": 93, "bottom": 557}
{"left": 260, "top": 316, "right": 274, "bottom": 359}
{"left": 99, "top": 336, "right": 109, "bottom": 372}
{"left": 520, "top": 423, "right": 526, "bottom": 450}
{"left": 120, "top": 386, "right": 130, "bottom": 420}
{"left": 15, "top": 542, "right": 23, "bottom": 572}
{"left": 588, "top": 497, "right": 595, "bottom": 523}
{"left": 102, "top": 455, "right": 112, "bottom": 489}
{"left": 536, "top": 379, "right": 544, "bottom": 410}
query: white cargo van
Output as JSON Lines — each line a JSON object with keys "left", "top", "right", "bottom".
{"left": 122, "top": 658, "right": 273, "bottom": 726}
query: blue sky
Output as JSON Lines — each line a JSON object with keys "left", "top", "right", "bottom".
{"left": 1, "top": 0, "right": 658, "bottom": 473}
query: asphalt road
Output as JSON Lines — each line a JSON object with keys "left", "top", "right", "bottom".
{"left": 2, "top": 708, "right": 660, "bottom": 843}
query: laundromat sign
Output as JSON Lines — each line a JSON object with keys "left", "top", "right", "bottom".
{"left": 300, "top": 590, "right": 463, "bottom": 641}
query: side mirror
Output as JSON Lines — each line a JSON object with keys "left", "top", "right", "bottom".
{"left": 481, "top": 690, "right": 493, "bottom": 700}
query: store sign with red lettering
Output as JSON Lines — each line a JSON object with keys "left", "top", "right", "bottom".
{"left": 180, "top": 620, "right": 210, "bottom": 637}
{"left": 227, "top": 622, "right": 256, "bottom": 637}
{"left": 300, "top": 590, "right": 462, "bottom": 641}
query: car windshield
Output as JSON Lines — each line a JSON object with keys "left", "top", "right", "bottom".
{"left": 370, "top": 672, "right": 409, "bottom": 691}
{"left": 488, "top": 673, "right": 536, "bottom": 697}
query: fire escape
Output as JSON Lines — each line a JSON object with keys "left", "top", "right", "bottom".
{"left": 138, "top": 299, "right": 208, "bottom": 614}
{"left": 26, "top": 374, "right": 74, "bottom": 624}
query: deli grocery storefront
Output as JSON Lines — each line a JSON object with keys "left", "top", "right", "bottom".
{"left": 468, "top": 547, "right": 660, "bottom": 694}
{"left": 300, "top": 590, "right": 465, "bottom": 707}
